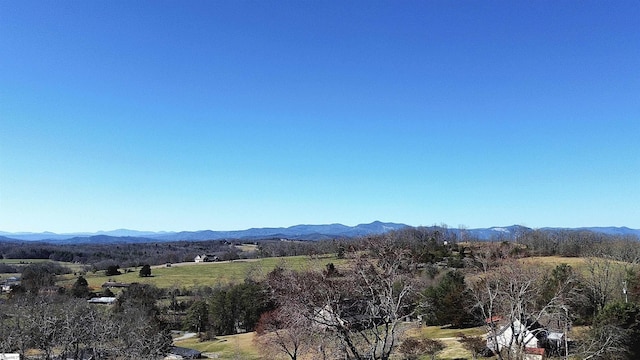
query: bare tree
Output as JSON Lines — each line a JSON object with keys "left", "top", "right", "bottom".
{"left": 268, "top": 236, "right": 420, "bottom": 360}
{"left": 574, "top": 324, "right": 628, "bottom": 360}
{"left": 582, "top": 256, "right": 626, "bottom": 315}
{"left": 397, "top": 337, "right": 425, "bottom": 360}
{"left": 467, "top": 261, "right": 502, "bottom": 357}
{"left": 0, "top": 296, "right": 30, "bottom": 358}
{"left": 16, "top": 297, "right": 63, "bottom": 360}
{"left": 397, "top": 336, "right": 445, "bottom": 360}
{"left": 458, "top": 333, "right": 486, "bottom": 360}
{"left": 468, "top": 260, "right": 575, "bottom": 360}
{"left": 57, "top": 298, "right": 99, "bottom": 360}
{"left": 423, "top": 338, "right": 445, "bottom": 360}
{"left": 110, "top": 306, "right": 171, "bottom": 359}
{"left": 254, "top": 305, "right": 314, "bottom": 360}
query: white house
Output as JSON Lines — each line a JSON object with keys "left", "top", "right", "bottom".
{"left": 194, "top": 254, "right": 219, "bottom": 263}
{"left": 194, "top": 254, "right": 207, "bottom": 263}
{"left": 493, "top": 318, "right": 541, "bottom": 349}
{"left": 487, "top": 318, "right": 546, "bottom": 359}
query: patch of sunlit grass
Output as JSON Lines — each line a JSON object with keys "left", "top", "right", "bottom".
{"left": 408, "top": 325, "right": 486, "bottom": 339}
{"left": 174, "top": 332, "right": 261, "bottom": 359}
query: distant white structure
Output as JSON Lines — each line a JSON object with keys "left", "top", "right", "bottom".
{"left": 0, "top": 354, "right": 20, "bottom": 360}
{"left": 194, "top": 254, "right": 219, "bottom": 263}
{"left": 0, "top": 276, "right": 20, "bottom": 293}
{"left": 88, "top": 297, "right": 117, "bottom": 305}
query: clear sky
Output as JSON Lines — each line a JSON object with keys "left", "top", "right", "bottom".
{"left": 1, "top": 1, "right": 639, "bottom": 233}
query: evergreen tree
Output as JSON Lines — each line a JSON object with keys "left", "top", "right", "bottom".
{"left": 70, "top": 276, "right": 91, "bottom": 298}
{"left": 139, "top": 264, "right": 152, "bottom": 277}
{"left": 422, "top": 270, "right": 476, "bottom": 327}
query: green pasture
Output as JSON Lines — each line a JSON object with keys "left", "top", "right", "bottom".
{"left": 235, "top": 244, "right": 259, "bottom": 253}
{"left": 414, "top": 325, "right": 486, "bottom": 339}
{"left": 0, "top": 258, "right": 54, "bottom": 265}
{"left": 522, "top": 256, "right": 636, "bottom": 278}
{"left": 0, "top": 259, "right": 87, "bottom": 278}
{"left": 0, "top": 258, "right": 84, "bottom": 269}
{"left": 57, "top": 254, "right": 349, "bottom": 290}
{"left": 521, "top": 255, "right": 589, "bottom": 269}
{"left": 174, "top": 332, "right": 260, "bottom": 359}
{"left": 403, "top": 325, "right": 490, "bottom": 360}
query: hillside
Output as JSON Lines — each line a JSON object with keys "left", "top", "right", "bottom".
{"left": 1, "top": 223, "right": 639, "bottom": 244}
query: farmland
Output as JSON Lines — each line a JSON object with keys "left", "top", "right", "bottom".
{"left": 55, "top": 254, "right": 350, "bottom": 290}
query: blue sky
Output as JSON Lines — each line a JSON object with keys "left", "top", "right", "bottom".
{"left": 1, "top": 1, "right": 639, "bottom": 232}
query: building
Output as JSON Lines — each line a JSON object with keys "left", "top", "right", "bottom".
{"left": 101, "top": 281, "right": 131, "bottom": 288}
{"left": 88, "top": 297, "right": 117, "bottom": 305}
{"left": 194, "top": 254, "right": 219, "bottom": 263}
{"left": 0, "top": 354, "right": 20, "bottom": 360}
{"left": 487, "top": 318, "right": 547, "bottom": 358}
{"left": 524, "top": 347, "right": 546, "bottom": 360}
{"left": 0, "top": 276, "right": 20, "bottom": 293}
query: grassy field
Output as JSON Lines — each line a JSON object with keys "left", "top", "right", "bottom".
{"left": 404, "top": 325, "right": 491, "bottom": 360}
{"left": 176, "top": 325, "right": 491, "bottom": 360}
{"left": 0, "top": 258, "right": 58, "bottom": 265}
{"left": 0, "top": 258, "right": 85, "bottom": 270}
{"left": 0, "top": 259, "right": 87, "bottom": 281}
{"left": 48, "top": 254, "right": 636, "bottom": 291}
{"left": 521, "top": 255, "right": 635, "bottom": 278}
{"left": 414, "top": 325, "right": 486, "bottom": 338}
{"left": 174, "top": 332, "right": 261, "bottom": 359}
{"left": 57, "top": 254, "right": 349, "bottom": 290}
{"left": 235, "top": 244, "right": 259, "bottom": 253}
{"left": 28, "top": 254, "right": 611, "bottom": 291}
{"left": 520, "top": 256, "right": 589, "bottom": 268}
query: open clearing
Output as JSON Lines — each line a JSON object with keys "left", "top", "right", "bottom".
{"left": 57, "top": 254, "right": 349, "bottom": 290}
{"left": 174, "top": 332, "right": 260, "bottom": 360}
{"left": 520, "top": 256, "right": 588, "bottom": 268}
{"left": 178, "top": 326, "right": 492, "bottom": 359}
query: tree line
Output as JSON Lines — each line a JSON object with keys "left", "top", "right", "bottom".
{"left": 1, "top": 227, "right": 637, "bottom": 268}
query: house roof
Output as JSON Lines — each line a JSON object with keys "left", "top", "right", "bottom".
{"left": 88, "top": 297, "right": 117, "bottom": 304}
{"left": 547, "top": 332, "right": 564, "bottom": 341}
{"left": 524, "top": 347, "right": 545, "bottom": 355}
{"left": 169, "top": 346, "right": 201, "bottom": 359}
{"left": 485, "top": 316, "right": 503, "bottom": 324}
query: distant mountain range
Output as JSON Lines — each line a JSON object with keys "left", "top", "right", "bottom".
{"left": 1, "top": 222, "right": 639, "bottom": 244}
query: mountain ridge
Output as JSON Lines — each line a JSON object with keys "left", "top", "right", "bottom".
{"left": 1, "top": 222, "right": 639, "bottom": 244}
